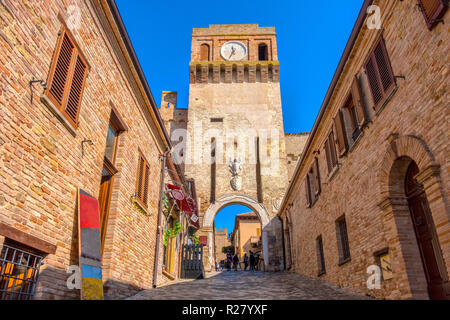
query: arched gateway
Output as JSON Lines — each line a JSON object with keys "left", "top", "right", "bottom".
{"left": 203, "top": 194, "right": 272, "bottom": 271}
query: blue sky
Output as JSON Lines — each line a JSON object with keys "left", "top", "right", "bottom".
{"left": 115, "top": 0, "right": 364, "bottom": 231}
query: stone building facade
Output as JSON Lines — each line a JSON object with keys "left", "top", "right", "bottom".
{"left": 0, "top": 0, "right": 188, "bottom": 300}
{"left": 279, "top": 0, "right": 449, "bottom": 300}
{"left": 230, "top": 213, "right": 262, "bottom": 260}
{"left": 214, "top": 227, "right": 230, "bottom": 262}
{"left": 285, "top": 133, "right": 309, "bottom": 183}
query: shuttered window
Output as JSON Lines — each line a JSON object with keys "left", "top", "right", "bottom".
{"left": 316, "top": 236, "right": 326, "bottom": 275}
{"left": 136, "top": 153, "right": 150, "bottom": 207}
{"left": 305, "top": 158, "right": 321, "bottom": 207}
{"left": 305, "top": 177, "right": 312, "bottom": 208}
{"left": 324, "top": 131, "right": 338, "bottom": 174}
{"left": 336, "top": 217, "right": 351, "bottom": 264}
{"left": 418, "top": 0, "right": 448, "bottom": 30}
{"left": 365, "top": 37, "right": 395, "bottom": 112}
{"left": 45, "top": 26, "right": 88, "bottom": 129}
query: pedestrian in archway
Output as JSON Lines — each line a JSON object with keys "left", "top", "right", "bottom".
{"left": 249, "top": 251, "right": 256, "bottom": 271}
{"left": 243, "top": 253, "right": 249, "bottom": 271}
{"left": 226, "top": 252, "right": 232, "bottom": 271}
{"left": 232, "top": 253, "right": 239, "bottom": 271}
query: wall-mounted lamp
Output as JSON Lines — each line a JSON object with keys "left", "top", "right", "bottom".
{"left": 29, "top": 77, "right": 48, "bottom": 104}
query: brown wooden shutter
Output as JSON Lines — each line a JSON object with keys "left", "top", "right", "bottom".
{"left": 48, "top": 33, "right": 75, "bottom": 108}
{"left": 46, "top": 27, "right": 89, "bottom": 129}
{"left": 143, "top": 162, "right": 150, "bottom": 206}
{"left": 365, "top": 56, "right": 382, "bottom": 107}
{"left": 136, "top": 156, "right": 144, "bottom": 202}
{"left": 333, "top": 110, "right": 348, "bottom": 157}
{"left": 305, "top": 177, "right": 311, "bottom": 208}
{"left": 314, "top": 158, "right": 321, "bottom": 195}
{"left": 351, "top": 76, "right": 367, "bottom": 128}
{"left": 64, "top": 56, "right": 87, "bottom": 128}
{"left": 419, "top": 0, "right": 448, "bottom": 29}
{"left": 329, "top": 132, "right": 338, "bottom": 168}
{"left": 365, "top": 37, "right": 395, "bottom": 112}
{"left": 324, "top": 139, "right": 332, "bottom": 174}
{"left": 374, "top": 41, "right": 394, "bottom": 94}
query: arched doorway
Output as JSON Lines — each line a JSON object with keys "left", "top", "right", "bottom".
{"left": 405, "top": 161, "right": 449, "bottom": 299}
{"left": 202, "top": 194, "right": 273, "bottom": 271}
{"left": 377, "top": 135, "right": 450, "bottom": 299}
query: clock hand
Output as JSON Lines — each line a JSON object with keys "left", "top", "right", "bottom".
{"left": 229, "top": 47, "right": 236, "bottom": 59}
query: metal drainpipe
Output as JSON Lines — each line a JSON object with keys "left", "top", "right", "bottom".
{"left": 152, "top": 148, "right": 170, "bottom": 288}
{"left": 279, "top": 215, "right": 286, "bottom": 272}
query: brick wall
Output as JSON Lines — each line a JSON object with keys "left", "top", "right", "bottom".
{"left": 0, "top": 0, "right": 169, "bottom": 299}
{"left": 280, "top": 0, "right": 449, "bottom": 300}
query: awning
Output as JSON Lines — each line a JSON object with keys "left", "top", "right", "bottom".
{"left": 167, "top": 184, "right": 200, "bottom": 229}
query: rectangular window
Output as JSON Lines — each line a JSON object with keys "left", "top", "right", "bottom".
{"left": 136, "top": 153, "right": 150, "bottom": 208}
{"left": 418, "top": 0, "right": 448, "bottom": 30}
{"left": 45, "top": 25, "right": 89, "bottom": 129}
{"left": 0, "top": 239, "right": 44, "bottom": 300}
{"left": 316, "top": 236, "right": 326, "bottom": 276}
{"left": 365, "top": 37, "right": 395, "bottom": 112}
{"left": 336, "top": 217, "right": 351, "bottom": 265}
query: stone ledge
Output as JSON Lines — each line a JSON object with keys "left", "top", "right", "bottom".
{"left": 40, "top": 94, "right": 77, "bottom": 137}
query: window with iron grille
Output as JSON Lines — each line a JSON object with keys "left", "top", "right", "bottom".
{"left": 316, "top": 236, "right": 326, "bottom": 276}
{"left": 0, "top": 240, "right": 43, "bottom": 300}
{"left": 336, "top": 217, "right": 351, "bottom": 265}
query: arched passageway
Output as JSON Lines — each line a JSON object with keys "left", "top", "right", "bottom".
{"left": 202, "top": 194, "right": 277, "bottom": 272}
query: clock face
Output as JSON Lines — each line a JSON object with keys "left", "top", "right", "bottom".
{"left": 221, "top": 41, "right": 247, "bottom": 61}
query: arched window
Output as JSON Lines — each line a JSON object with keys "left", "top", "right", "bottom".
{"left": 258, "top": 43, "right": 268, "bottom": 61}
{"left": 200, "top": 44, "right": 210, "bottom": 61}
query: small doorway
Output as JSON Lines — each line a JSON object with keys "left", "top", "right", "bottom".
{"left": 405, "top": 162, "right": 449, "bottom": 300}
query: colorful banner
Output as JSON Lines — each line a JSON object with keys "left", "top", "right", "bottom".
{"left": 78, "top": 189, "right": 104, "bottom": 300}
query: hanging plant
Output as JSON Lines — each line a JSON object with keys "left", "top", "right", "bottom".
{"left": 162, "top": 195, "right": 169, "bottom": 214}
{"left": 191, "top": 233, "right": 200, "bottom": 245}
{"left": 163, "top": 221, "right": 182, "bottom": 247}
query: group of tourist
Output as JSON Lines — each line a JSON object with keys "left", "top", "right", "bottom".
{"left": 219, "top": 250, "right": 259, "bottom": 272}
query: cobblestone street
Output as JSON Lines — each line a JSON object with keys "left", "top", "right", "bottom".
{"left": 127, "top": 271, "right": 370, "bottom": 300}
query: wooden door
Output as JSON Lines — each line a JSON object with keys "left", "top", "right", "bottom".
{"left": 406, "top": 162, "right": 450, "bottom": 300}
{"left": 98, "top": 166, "right": 114, "bottom": 255}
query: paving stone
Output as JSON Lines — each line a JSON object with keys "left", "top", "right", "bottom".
{"left": 126, "top": 271, "right": 371, "bottom": 300}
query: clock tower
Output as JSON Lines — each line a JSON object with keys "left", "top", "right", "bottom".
{"left": 184, "top": 24, "right": 288, "bottom": 272}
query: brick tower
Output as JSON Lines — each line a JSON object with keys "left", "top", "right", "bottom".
{"left": 183, "top": 24, "right": 288, "bottom": 272}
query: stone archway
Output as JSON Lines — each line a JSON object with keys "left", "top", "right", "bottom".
{"left": 377, "top": 134, "right": 450, "bottom": 299}
{"left": 203, "top": 194, "right": 274, "bottom": 271}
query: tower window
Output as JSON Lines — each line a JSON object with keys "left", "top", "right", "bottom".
{"left": 200, "top": 44, "right": 210, "bottom": 61}
{"left": 258, "top": 44, "right": 268, "bottom": 61}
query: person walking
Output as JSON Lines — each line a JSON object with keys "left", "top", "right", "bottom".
{"left": 249, "top": 251, "right": 256, "bottom": 271}
{"left": 226, "top": 252, "right": 232, "bottom": 271}
{"left": 232, "top": 254, "right": 239, "bottom": 271}
{"left": 243, "top": 253, "right": 249, "bottom": 271}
